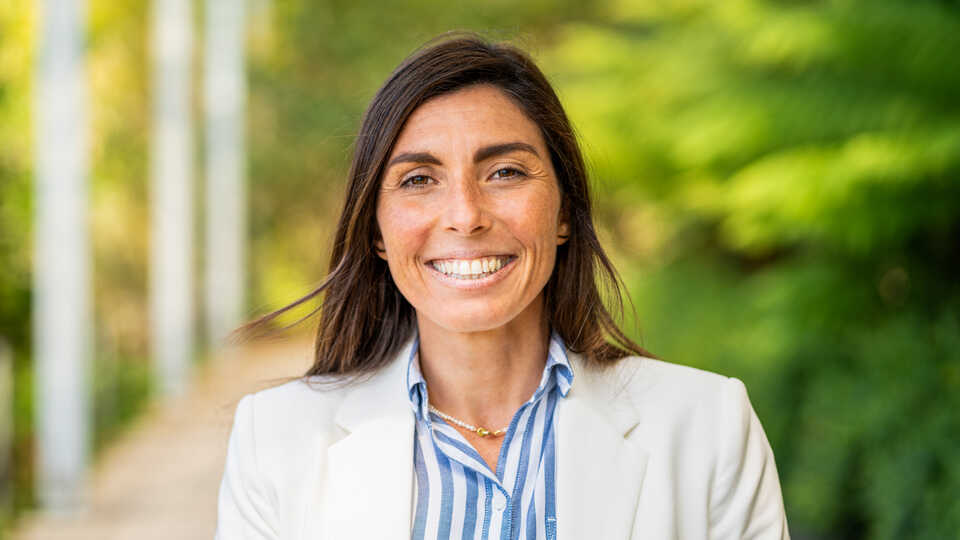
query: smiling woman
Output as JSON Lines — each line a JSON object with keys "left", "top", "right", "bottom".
{"left": 216, "top": 33, "right": 790, "bottom": 540}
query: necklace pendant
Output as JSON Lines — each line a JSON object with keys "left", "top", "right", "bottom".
{"left": 476, "top": 427, "right": 490, "bottom": 437}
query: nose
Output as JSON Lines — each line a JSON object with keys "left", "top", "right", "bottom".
{"left": 442, "top": 177, "right": 490, "bottom": 235}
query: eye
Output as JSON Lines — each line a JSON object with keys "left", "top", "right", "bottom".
{"left": 400, "top": 174, "right": 433, "bottom": 188}
{"left": 491, "top": 167, "right": 525, "bottom": 180}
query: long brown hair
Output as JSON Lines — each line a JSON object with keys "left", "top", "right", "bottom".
{"left": 244, "top": 33, "right": 653, "bottom": 378}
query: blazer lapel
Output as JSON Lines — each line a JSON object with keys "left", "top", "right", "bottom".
{"left": 320, "top": 340, "right": 416, "bottom": 540}
{"left": 557, "top": 352, "right": 649, "bottom": 540}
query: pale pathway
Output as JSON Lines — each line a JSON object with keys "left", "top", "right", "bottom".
{"left": 14, "top": 339, "right": 312, "bottom": 540}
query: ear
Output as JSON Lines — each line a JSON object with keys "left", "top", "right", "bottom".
{"left": 556, "top": 197, "right": 570, "bottom": 245}
{"left": 556, "top": 221, "right": 570, "bottom": 245}
{"left": 374, "top": 237, "right": 388, "bottom": 260}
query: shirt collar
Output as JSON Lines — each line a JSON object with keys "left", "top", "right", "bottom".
{"left": 405, "top": 330, "right": 574, "bottom": 423}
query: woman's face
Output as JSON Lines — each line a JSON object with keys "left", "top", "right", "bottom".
{"left": 375, "top": 84, "right": 568, "bottom": 334}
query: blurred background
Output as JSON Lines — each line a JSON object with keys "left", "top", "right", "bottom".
{"left": 1, "top": 0, "right": 959, "bottom": 538}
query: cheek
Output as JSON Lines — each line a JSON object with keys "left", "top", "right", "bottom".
{"left": 500, "top": 192, "right": 561, "bottom": 246}
{"left": 377, "top": 199, "right": 431, "bottom": 256}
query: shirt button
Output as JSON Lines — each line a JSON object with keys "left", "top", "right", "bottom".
{"left": 494, "top": 495, "right": 507, "bottom": 512}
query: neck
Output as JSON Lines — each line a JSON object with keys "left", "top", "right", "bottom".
{"left": 416, "top": 296, "right": 550, "bottom": 429}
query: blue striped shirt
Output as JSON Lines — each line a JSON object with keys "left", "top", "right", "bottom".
{"left": 406, "top": 332, "right": 573, "bottom": 540}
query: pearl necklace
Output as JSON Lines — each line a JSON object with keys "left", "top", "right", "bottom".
{"left": 428, "top": 405, "right": 509, "bottom": 437}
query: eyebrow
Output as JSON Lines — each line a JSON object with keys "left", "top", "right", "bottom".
{"left": 474, "top": 141, "right": 540, "bottom": 163}
{"left": 385, "top": 141, "right": 541, "bottom": 169}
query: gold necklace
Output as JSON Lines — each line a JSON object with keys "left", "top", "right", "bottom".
{"left": 428, "top": 405, "right": 509, "bottom": 437}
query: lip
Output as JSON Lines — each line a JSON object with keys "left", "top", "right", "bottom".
{"left": 424, "top": 255, "right": 517, "bottom": 290}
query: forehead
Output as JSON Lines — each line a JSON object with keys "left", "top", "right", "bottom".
{"left": 391, "top": 84, "right": 547, "bottom": 155}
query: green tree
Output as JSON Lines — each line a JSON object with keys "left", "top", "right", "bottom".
{"left": 542, "top": 0, "right": 960, "bottom": 537}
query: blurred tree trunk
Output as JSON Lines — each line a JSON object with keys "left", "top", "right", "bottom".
{"left": 204, "top": 0, "right": 247, "bottom": 347}
{"left": 150, "top": 0, "right": 195, "bottom": 397}
{"left": 33, "top": 0, "right": 91, "bottom": 511}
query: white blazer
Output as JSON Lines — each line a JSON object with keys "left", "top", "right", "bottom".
{"left": 215, "top": 338, "right": 790, "bottom": 539}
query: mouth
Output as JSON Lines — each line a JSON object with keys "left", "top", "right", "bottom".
{"left": 426, "top": 255, "right": 517, "bottom": 281}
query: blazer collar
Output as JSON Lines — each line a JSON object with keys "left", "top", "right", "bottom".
{"left": 312, "top": 338, "right": 649, "bottom": 540}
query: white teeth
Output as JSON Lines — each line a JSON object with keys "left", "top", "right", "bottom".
{"left": 430, "top": 256, "right": 511, "bottom": 279}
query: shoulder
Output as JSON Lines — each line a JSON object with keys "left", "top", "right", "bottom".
{"left": 218, "top": 375, "right": 372, "bottom": 538}
{"left": 230, "top": 376, "right": 360, "bottom": 476}
{"left": 573, "top": 354, "right": 760, "bottom": 446}
{"left": 617, "top": 355, "right": 730, "bottom": 389}
{"left": 230, "top": 341, "right": 413, "bottom": 460}
{"left": 582, "top": 359, "right": 790, "bottom": 537}
{"left": 241, "top": 374, "right": 358, "bottom": 433}
{"left": 245, "top": 375, "right": 352, "bottom": 421}
{"left": 597, "top": 358, "right": 789, "bottom": 538}
{"left": 580, "top": 355, "right": 744, "bottom": 412}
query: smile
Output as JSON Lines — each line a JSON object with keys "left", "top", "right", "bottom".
{"left": 428, "top": 255, "right": 515, "bottom": 280}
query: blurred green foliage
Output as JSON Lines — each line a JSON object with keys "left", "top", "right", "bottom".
{"left": 539, "top": 0, "right": 960, "bottom": 537}
{"left": 1, "top": 0, "right": 958, "bottom": 538}
{"left": 0, "top": 2, "right": 37, "bottom": 530}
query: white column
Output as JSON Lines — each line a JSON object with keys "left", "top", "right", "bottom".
{"left": 150, "top": 0, "right": 194, "bottom": 397}
{"left": 204, "top": 0, "right": 247, "bottom": 347}
{"left": 33, "top": 0, "right": 91, "bottom": 511}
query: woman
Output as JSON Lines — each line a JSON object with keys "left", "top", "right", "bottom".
{"left": 216, "top": 34, "right": 790, "bottom": 540}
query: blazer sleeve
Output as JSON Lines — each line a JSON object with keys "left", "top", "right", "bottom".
{"left": 709, "top": 377, "right": 791, "bottom": 540}
{"left": 215, "top": 394, "right": 280, "bottom": 540}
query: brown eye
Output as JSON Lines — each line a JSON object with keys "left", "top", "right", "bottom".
{"left": 492, "top": 168, "right": 524, "bottom": 180}
{"left": 401, "top": 175, "right": 432, "bottom": 187}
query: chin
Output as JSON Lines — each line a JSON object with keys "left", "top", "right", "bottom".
{"left": 420, "top": 305, "right": 519, "bottom": 334}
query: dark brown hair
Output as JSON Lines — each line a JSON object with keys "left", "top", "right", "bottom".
{"left": 244, "top": 33, "right": 653, "bottom": 378}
